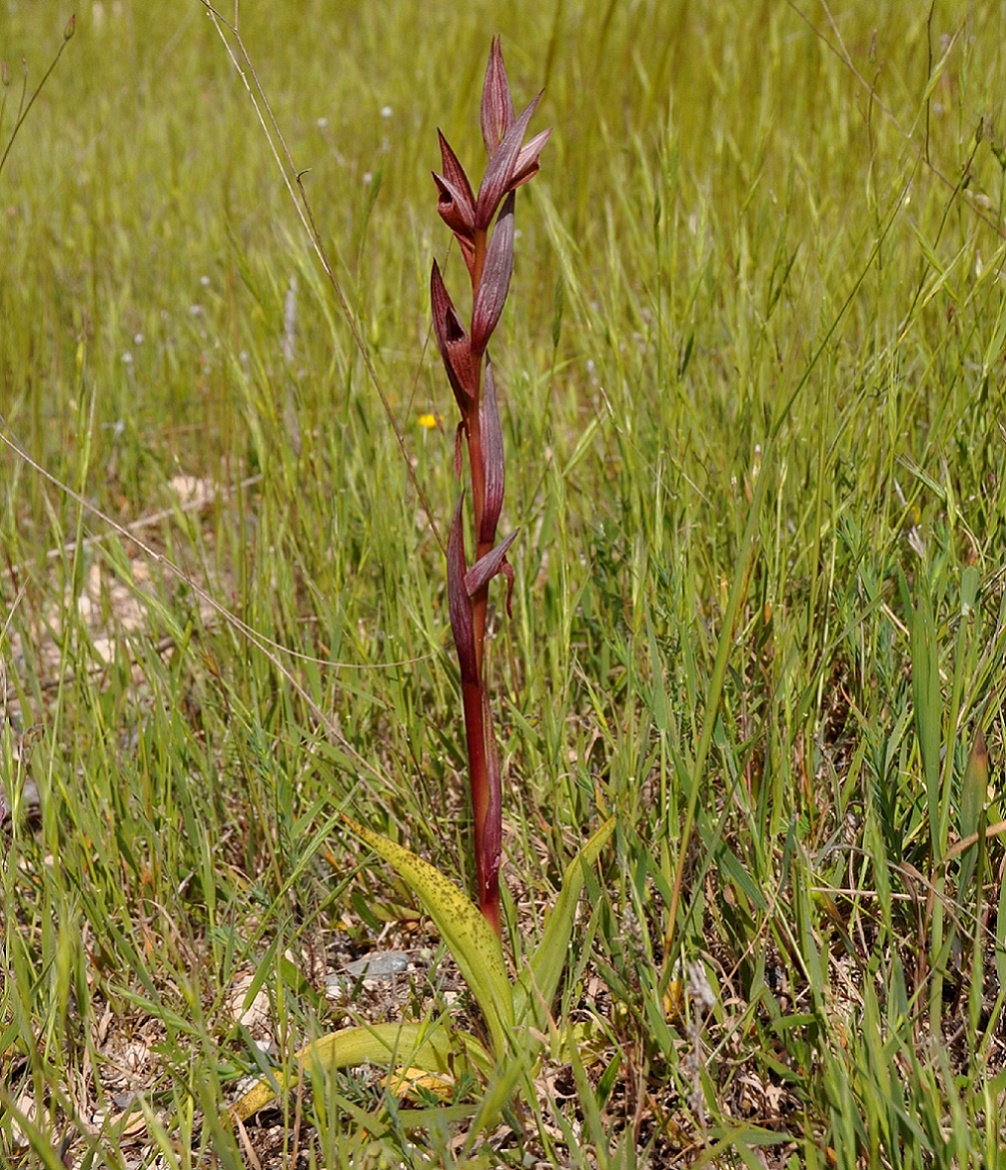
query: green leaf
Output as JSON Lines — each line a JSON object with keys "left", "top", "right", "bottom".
{"left": 956, "top": 726, "right": 989, "bottom": 912}
{"left": 910, "top": 580, "right": 943, "bottom": 857}
{"left": 959, "top": 726, "right": 988, "bottom": 842}
{"left": 997, "top": 874, "right": 1006, "bottom": 999}
{"left": 515, "top": 815, "right": 616, "bottom": 1026}
{"left": 341, "top": 815, "right": 514, "bottom": 1055}
{"left": 229, "top": 1020, "right": 489, "bottom": 1121}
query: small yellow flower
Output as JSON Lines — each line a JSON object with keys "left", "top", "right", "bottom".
{"left": 418, "top": 412, "right": 440, "bottom": 430}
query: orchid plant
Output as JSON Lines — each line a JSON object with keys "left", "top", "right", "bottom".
{"left": 432, "top": 35, "right": 551, "bottom": 936}
{"left": 232, "top": 38, "right": 613, "bottom": 1129}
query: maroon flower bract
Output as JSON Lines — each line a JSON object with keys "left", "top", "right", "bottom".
{"left": 432, "top": 38, "right": 549, "bottom": 937}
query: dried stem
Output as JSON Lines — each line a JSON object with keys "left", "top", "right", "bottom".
{"left": 0, "top": 16, "right": 76, "bottom": 182}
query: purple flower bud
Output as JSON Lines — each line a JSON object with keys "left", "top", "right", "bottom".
{"left": 475, "top": 93, "right": 542, "bottom": 231}
{"left": 437, "top": 131, "right": 475, "bottom": 206}
{"left": 433, "top": 132, "right": 477, "bottom": 254}
{"left": 510, "top": 128, "right": 552, "bottom": 190}
{"left": 480, "top": 37, "right": 514, "bottom": 157}
{"left": 433, "top": 172, "right": 475, "bottom": 237}
{"left": 471, "top": 193, "right": 515, "bottom": 356}
{"left": 431, "top": 262, "right": 477, "bottom": 414}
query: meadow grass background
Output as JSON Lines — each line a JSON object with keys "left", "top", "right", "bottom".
{"left": 2, "top": 1, "right": 1006, "bottom": 1166}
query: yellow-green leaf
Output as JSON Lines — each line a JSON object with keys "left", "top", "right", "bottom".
{"left": 229, "top": 1021, "right": 486, "bottom": 1121}
{"left": 341, "top": 815, "right": 514, "bottom": 1055}
{"left": 515, "top": 816, "right": 615, "bottom": 1026}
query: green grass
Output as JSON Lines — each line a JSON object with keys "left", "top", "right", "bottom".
{"left": 3, "top": 1, "right": 1006, "bottom": 1165}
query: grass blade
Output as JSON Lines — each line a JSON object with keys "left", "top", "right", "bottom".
{"left": 515, "top": 815, "right": 615, "bottom": 1026}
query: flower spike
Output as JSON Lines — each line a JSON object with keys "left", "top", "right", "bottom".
{"left": 430, "top": 38, "right": 548, "bottom": 938}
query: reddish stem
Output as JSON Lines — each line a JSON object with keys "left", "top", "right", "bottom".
{"left": 462, "top": 223, "right": 502, "bottom": 932}
{"left": 461, "top": 678, "right": 500, "bottom": 934}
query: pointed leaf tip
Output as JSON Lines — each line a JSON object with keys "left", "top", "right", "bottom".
{"left": 438, "top": 130, "right": 475, "bottom": 197}
{"left": 464, "top": 531, "right": 519, "bottom": 597}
